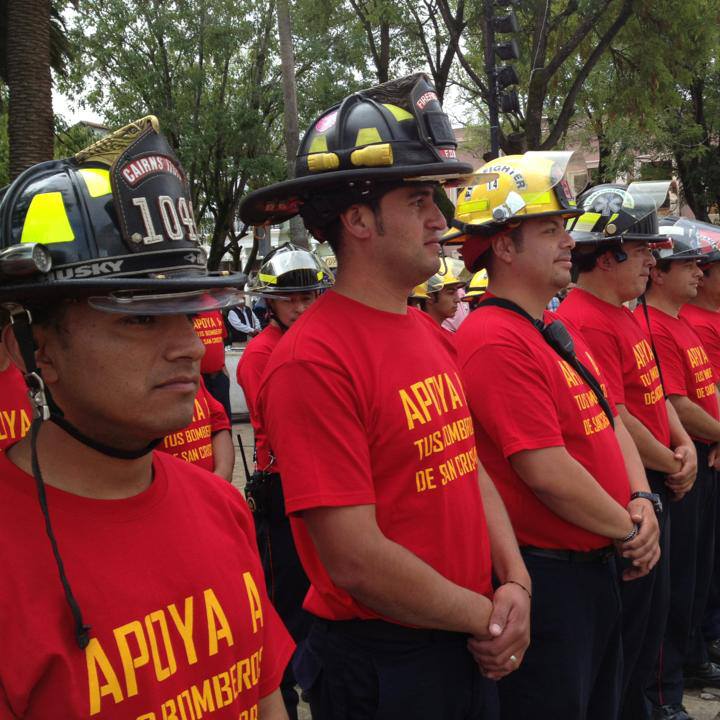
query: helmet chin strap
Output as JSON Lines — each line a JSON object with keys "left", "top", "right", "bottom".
{"left": 267, "top": 300, "right": 290, "bottom": 333}
{"left": 437, "top": 244, "right": 449, "bottom": 276}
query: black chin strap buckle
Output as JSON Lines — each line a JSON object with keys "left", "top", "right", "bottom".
{"left": 6, "top": 305, "right": 51, "bottom": 420}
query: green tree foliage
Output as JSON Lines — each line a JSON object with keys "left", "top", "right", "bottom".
{"left": 63, "top": 0, "right": 286, "bottom": 267}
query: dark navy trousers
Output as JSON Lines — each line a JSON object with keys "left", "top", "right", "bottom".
{"left": 648, "top": 441, "right": 717, "bottom": 708}
{"left": 254, "top": 475, "right": 313, "bottom": 720}
{"left": 497, "top": 550, "right": 623, "bottom": 720}
{"left": 298, "top": 618, "right": 499, "bottom": 720}
{"left": 619, "top": 472, "right": 671, "bottom": 720}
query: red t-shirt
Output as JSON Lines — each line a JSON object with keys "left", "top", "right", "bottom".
{"left": 194, "top": 311, "right": 227, "bottom": 374}
{"left": 680, "top": 303, "right": 720, "bottom": 381}
{"left": 258, "top": 291, "right": 493, "bottom": 621}
{"left": 0, "top": 451, "right": 293, "bottom": 719}
{"left": 158, "top": 378, "right": 230, "bottom": 473}
{"left": 636, "top": 305, "right": 720, "bottom": 443}
{"left": 455, "top": 305, "right": 631, "bottom": 551}
{"left": 558, "top": 289, "right": 671, "bottom": 447}
{"left": 236, "top": 324, "right": 283, "bottom": 472}
{"left": 0, "top": 364, "right": 32, "bottom": 451}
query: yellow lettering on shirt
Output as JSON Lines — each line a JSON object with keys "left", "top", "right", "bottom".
{"left": 632, "top": 339, "right": 655, "bottom": 370}
{"left": 558, "top": 360, "right": 582, "bottom": 388}
{"left": 145, "top": 610, "right": 177, "bottom": 682}
{"left": 205, "top": 588, "right": 234, "bottom": 655}
{"left": 399, "top": 373, "right": 466, "bottom": 430}
{"left": 168, "top": 597, "right": 197, "bottom": 665}
{"left": 115, "top": 620, "right": 150, "bottom": 698}
{"left": 193, "top": 397, "right": 207, "bottom": 422}
{"left": 86, "top": 638, "right": 124, "bottom": 715}
{"left": 687, "top": 345, "right": 710, "bottom": 369}
{"left": 242, "top": 573, "right": 264, "bottom": 634}
{"left": 0, "top": 408, "right": 31, "bottom": 441}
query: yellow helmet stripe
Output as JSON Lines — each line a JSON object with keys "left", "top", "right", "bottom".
{"left": 382, "top": 103, "right": 414, "bottom": 121}
{"left": 258, "top": 272, "right": 278, "bottom": 284}
{"left": 21, "top": 192, "right": 75, "bottom": 245}
{"left": 573, "top": 212, "right": 602, "bottom": 232}
{"left": 78, "top": 167, "right": 112, "bottom": 198}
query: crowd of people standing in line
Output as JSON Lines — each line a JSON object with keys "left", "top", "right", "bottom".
{"left": 3, "top": 75, "right": 720, "bottom": 720}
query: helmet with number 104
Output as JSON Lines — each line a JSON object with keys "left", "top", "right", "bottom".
{"left": 0, "top": 116, "right": 245, "bottom": 314}
{"left": 445, "top": 151, "right": 585, "bottom": 272}
{"left": 246, "top": 242, "right": 334, "bottom": 296}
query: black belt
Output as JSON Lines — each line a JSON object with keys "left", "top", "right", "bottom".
{"left": 521, "top": 545, "right": 614, "bottom": 563}
{"left": 315, "top": 618, "right": 468, "bottom": 645}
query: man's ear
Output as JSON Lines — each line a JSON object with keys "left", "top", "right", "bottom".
{"left": 1, "top": 323, "right": 26, "bottom": 373}
{"left": 338, "top": 203, "right": 376, "bottom": 241}
{"left": 649, "top": 265, "right": 664, "bottom": 286}
{"left": 596, "top": 251, "right": 614, "bottom": 271}
{"left": 1, "top": 322, "right": 59, "bottom": 383}
{"left": 490, "top": 231, "right": 516, "bottom": 266}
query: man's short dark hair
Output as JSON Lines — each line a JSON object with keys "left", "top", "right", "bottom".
{"left": 484, "top": 224, "right": 524, "bottom": 277}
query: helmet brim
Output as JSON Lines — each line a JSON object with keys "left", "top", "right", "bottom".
{"left": 0, "top": 271, "right": 246, "bottom": 306}
{"left": 239, "top": 161, "right": 475, "bottom": 226}
{"left": 451, "top": 208, "right": 583, "bottom": 239}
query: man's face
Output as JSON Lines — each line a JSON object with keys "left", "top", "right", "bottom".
{"left": 698, "top": 262, "right": 720, "bottom": 305}
{"left": 606, "top": 241, "right": 656, "bottom": 301}
{"left": 429, "top": 284, "right": 461, "bottom": 320}
{"left": 32, "top": 303, "right": 205, "bottom": 448}
{"left": 507, "top": 216, "right": 575, "bottom": 292}
{"left": 371, "top": 184, "right": 448, "bottom": 286}
{"left": 268, "top": 291, "right": 318, "bottom": 327}
{"left": 654, "top": 259, "right": 703, "bottom": 302}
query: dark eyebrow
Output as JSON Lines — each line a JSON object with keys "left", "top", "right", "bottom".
{"left": 407, "top": 187, "right": 435, "bottom": 200}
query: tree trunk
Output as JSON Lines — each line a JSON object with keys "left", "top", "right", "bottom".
{"left": 8, "top": 0, "right": 54, "bottom": 180}
{"left": 277, "top": 0, "right": 308, "bottom": 248}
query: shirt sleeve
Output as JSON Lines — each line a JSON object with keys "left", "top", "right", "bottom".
{"left": 237, "top": 347, "right": 268, "bottom": 428}
{"left": 459, "top": 341, "right": 565, "bottom": 458}
{"left": 576, "top": 327, "right": 625, "bottom": 405}
{"left": 260, "top": 360, "right": 375, "bottom": 513}
{"left": 203, "top": 379, "right": 231, "bottom": 432}
{"left": 227, "top": 489, "right": 295, "bottom": 699}
{"left": 652, "top": 328, "right": 689, "bottom": 397}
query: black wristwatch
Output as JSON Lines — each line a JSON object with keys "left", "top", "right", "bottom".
{"left": 630, "top": 491, "right": 663, "bottom": 516}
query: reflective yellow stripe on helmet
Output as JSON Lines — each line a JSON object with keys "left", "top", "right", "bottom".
{"left": 356, "top": 128, "right": 382, "bottom": 146}
{"left": 21, "top": 192, "right": 75, "bottom": 244}
{"left": 78, "top": 167, "right": 112, "bottom": 198}
{"left": 258, "top": 272, "right": 278, "bottom": 284}
{"left": 382, "top": 104, "right": 414, "bottom": 122}
{"left": 573, "top": 212, "right": 602, "bottom": 232}
{"left": 308, "top": 135, "right": 329, "bottom": 154}
{"left": 457, "top": 199, "right": 490, "bottom": 214}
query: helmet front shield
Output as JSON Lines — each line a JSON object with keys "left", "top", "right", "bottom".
{"left": 569, "top": 181, "right": 671, "bottom": 246}
{"left": 448, "top": 151, "right": 582, "bottom": 242}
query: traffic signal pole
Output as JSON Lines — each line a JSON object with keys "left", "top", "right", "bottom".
{"left": 484, "top": 0, "right": 500, "bottom": 160}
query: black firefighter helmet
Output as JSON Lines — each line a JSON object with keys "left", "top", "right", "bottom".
{"left": 0, "top": 116, "right": 244, "bottom": 311}
{"left": 239, "top": 73, "right": 474, "bottom": 235}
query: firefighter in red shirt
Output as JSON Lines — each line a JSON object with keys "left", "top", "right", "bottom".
{"left": 559, "top": 183, "right": 697, "bottom": 720}
{"left": 673, "top": 217, "right": 720, "bottom": 668}
{"left": 0, "top": 117, "right": 293, "bottom": 718}
{"left": 239, "top": 73, "right": 530, "bottom": 720}
{"left": 637, "top": 231, "right": 720, "bottom": 718}
{"left": 422, "top": 270, "right": 465, "bottom": 328}
{"left": 237, "top": 242, "right": 330, "bottom": 720}
{"left": 449, "top": 153, "right": 660, "bottom": 720}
